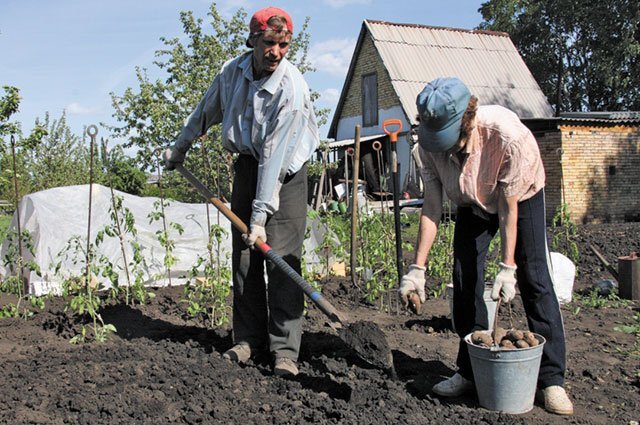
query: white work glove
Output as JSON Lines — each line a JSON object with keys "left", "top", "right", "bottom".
{"left": 164, "top": 147, "right": 186, "bottom": 171}
{"left": 491, "top": 262, "right": 517, "bottom": 302}
{"left": 399, "top": 264, "right": 427, "bottom": 305}
{"left": 242, "top": 224, "right": 266, "bottom": 248}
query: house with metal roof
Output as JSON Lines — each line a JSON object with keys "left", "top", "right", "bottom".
{"left": 324, "top": 20, "right": 640, "bottom": 223}
{"left": 326, "top": 19, "right": 554, "bottom": 199}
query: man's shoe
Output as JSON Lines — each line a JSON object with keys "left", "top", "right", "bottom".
{"left": 273, "top": 358, "right": 299, "bottom": 377}
{"left": 542, "top": 386, "right": 574, "bottom": 415}
{"left": 432, "top": 373, "right": 474, "bottom": 397}
{"left": 222, "top": 344, "right": 251, "bottom": 363}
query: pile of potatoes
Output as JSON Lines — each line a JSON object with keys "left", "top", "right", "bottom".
{"left": 471, "top": 328, "right": 540, "bottom": 349}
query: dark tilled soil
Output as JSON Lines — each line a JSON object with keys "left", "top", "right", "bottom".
{"left": 0, "top": 223, "right": 639, "bottom": 424}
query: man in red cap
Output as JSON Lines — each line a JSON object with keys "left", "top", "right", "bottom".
{"left": 165, "top": 6, "right": 319, "bottom": 377}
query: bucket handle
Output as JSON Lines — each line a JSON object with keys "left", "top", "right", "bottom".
{"left": 491, "top": 296, "right": 517, "bottom": 348}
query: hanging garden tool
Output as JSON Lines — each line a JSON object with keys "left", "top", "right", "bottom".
{"left": 372, "top": 140, "right": 388, "bottom": 218}
{"left": 383, "top": 119, "right": 404, "bottom": 284}
{"left": 173, "top": 163, "right": 395, "bottom": 375}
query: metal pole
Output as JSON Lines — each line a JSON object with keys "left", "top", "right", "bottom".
{"left": 85, "top": 125, "right": 98, "bottom": 288}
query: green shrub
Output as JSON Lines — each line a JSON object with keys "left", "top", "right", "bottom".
{"left": 0, "top": 214, "right": 10, "bottom": 242}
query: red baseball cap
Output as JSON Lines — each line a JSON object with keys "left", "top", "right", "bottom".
{"left": 249, "top": 6, "right": 293, "bottom": 35}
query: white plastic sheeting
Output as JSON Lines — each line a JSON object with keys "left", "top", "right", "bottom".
{"left": 0, "top": 185, "right": 324, "bottom": 296}
{"left": 550, "top": 252, "right": 575, "bottom": 304}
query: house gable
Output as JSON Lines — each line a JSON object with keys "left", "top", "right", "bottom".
{"left": 328, "top": 20, "right": 554, "bottom": 140}
{"left": 340, "top": 33, "right": 401, "bottom": 119}
{"left": 331, "top": 27, "right": 403, "bottom": 140}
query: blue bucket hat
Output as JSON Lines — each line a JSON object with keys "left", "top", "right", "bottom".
{"left": 416, "top": 77, "right": 471, "bottom": 152}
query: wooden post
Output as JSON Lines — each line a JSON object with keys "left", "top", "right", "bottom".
{"left": 350, "top": 125, "right": 361, "bottom": 289}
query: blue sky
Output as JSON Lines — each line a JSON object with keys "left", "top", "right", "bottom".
{"left": 1, "top": 0, "right": 485, "bottom": 141}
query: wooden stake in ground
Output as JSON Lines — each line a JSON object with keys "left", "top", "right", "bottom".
{"left": 350, "top": 125, "right": 361, "bottom": 291}
{"left": 105, "top": 139, "right": 132, "bottom": 299}
{"left": 10, "top": 135, "right": 25, "bottom": 295}
{"left": 155, "top": 152, "right": 172, "bottom": 286}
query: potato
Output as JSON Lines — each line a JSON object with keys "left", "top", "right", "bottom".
{"left": 515, "top": 340, "right": 530, "bottom": 349}
{"left": 523, "top": 331, "right": 539, "bottom": 347}
{"left": 407, "top": 291, "right": 421, "bottom": 315}
{"left": 507, "top": 329, "right": 524, "bottom": 342}
{"left": 500, "top": 339, "right": 515, "bottom": 349}
{"left": 492, "top": 327, "right": 507, "bottom": 345}
{"left": 471, "top": 331, "right": 493, "bottom": 346}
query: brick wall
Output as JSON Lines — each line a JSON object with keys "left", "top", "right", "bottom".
{"left": 535, "top": 131, "right": 563, "bottom": 223}
{"left": 536, "top": 124, "right": 640, "bottom": 224}
{"left": 340, "top": 33, "right": 400, "bottom": 121}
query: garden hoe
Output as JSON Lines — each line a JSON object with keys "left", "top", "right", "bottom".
{"left": 174, "top": 164, "right": 395, "bottom": 376}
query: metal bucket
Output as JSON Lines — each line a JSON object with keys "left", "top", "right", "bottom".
{"left": 464, "top": 331, "right": 546, "bottom": 414}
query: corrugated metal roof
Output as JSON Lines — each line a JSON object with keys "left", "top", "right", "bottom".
{"left": 328, "top": 20, "right": 554, "bottom": 138}
{"left": 366, "top": 20, "right": 554, "bottom": 122}
{"left": 560, "top": 111, "right": 640, "bottom": 124}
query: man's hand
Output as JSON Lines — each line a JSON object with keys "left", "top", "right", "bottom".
{"left": 242, "top": 224, "right": 266, "bottom": 248}
{"left": 399, "top": 264, "right": 427, "bottom": 306}
{"left": 491, "top": 262, "right": 517, "bottom": 302}
{"left": 164, "top": 147, "right": 185, "bottom": 171}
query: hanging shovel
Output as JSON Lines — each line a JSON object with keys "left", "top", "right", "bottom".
{"left": 383, "top": 119, "right": 404, "bottom": 284}
{"left": 173, "top": 163, "right": 395, "bottom": 375}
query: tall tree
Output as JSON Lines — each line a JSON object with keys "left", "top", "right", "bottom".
{"left": 0, "top": 86, "right": 21, "bottom": 138}
{"left": 0, "top": 86, "right": 47, "bottom": 203}
{"left": 478, "top": 0, "right": 640, "bottom": 113}
{"left": 23, "top": 112, "right": 98, "bottom": 193}
{"left": 109, "top": 4, "right": 325, "bottom": 202}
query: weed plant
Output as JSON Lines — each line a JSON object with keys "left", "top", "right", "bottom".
{"left": 426, "top": 219, "right": 455, "bottom": 297}
{"left": 551, "top": 203, "right": 580, "bottom": 264}
{"left": 0, "top": 229, "right": 45, "bottom": 318}
{"left": 56, "top": 235, "right": 117, "bottom": 343}
{"left": 148, "top": 199, "right": 184, "bottom": 284}
{"left": 311, "top": 209, "right": 350, "bottom": 277}
{"left": 182, "top": 224, "right": 231, "bottom": 327}
{"left": 614, "top": 312, "right": 640, "bottom": 360}
{"left": 357, "top": 212, "right": 413, "bottom": 305}
{"left": 97, "top": 194, "right": 154, "bottom": 305}
{"left": 573, "top": 288, "right": 631, "bottom": 310}
{"left": 313, "top": 208, "right": 412, "bottom": 306}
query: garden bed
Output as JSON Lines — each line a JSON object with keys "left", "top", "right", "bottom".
{"left": 0, "top": 222, "right": 639, "bottom": 424}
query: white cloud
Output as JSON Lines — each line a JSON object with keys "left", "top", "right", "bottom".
{"left": 65, "top": 102, "right": 99, "bottom": 115}
{"left": 323, "top": 0, "right": 372, "bottom": 8}
{"left": 321, "top": 88, "right": 341, "bottom": 104}
{"left": 309, "top": 38, "right": 357, "bottom": 77}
